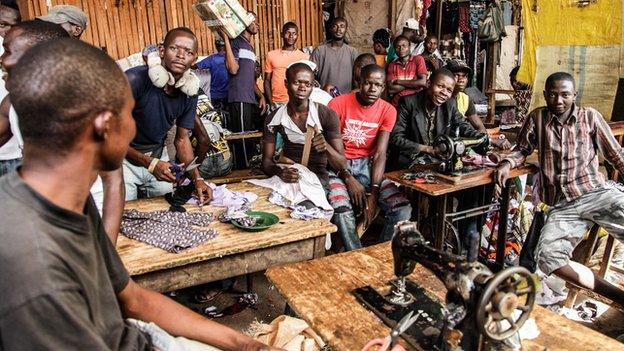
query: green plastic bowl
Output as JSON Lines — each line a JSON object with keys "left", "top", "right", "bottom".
{"left": 231, "top": 211, "right": 280, "bottom": 232}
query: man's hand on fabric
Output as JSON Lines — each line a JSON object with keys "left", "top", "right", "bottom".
{"left": 194, "top": 179, "right": 213, "bottom": 205}
{"left": 278, "top": 167, "right": 299, "bottom": 183}
{"left": 153, "top": 161, "right": 177, "bottom": 182}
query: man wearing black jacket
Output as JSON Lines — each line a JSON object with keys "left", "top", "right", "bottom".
{"left": 390, "top": 68, "right": 484, "bottom": 170}
{"left": 389, "top": 68, "right": 486, "bottom": 261}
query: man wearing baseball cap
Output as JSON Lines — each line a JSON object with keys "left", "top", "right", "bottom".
{"left": 446, "top": 59, "right": 511, "bottom": 149}
{"left": 386, "top": 17, "right": 426, "bottom": 63}
{"left": 37, "top": 4, "right": 87, "bottom": 39}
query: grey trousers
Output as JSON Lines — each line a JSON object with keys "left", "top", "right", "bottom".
{"left": 536, "top": 183, "right": 624, "bottom": 275}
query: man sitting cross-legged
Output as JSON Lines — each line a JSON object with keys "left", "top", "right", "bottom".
{"left": 328, "top": 64, "right": 412, "bottom": 244}
{"left": 260, "top": 62, "right": 370, "bottom": 250}
{"left": 0, "top": 38, "right": 277, "bottom": 351}
{"left": 496, "top": 72, "right": 624, "bottom": 306}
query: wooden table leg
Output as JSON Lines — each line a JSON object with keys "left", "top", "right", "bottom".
{"left": 313, "top": 236, "right": 326, "bottom": 258}
{"left": 434, "top": 195, "right": 448, "bottom": 249}
{"left": 495, "top": 180, "right": 512, "bottom": 270}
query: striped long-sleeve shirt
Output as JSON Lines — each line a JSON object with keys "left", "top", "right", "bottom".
{"left": 504, "top": 105, "right": 624, "bottom": 206}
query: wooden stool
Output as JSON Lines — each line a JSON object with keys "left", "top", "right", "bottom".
{"left": 564, "top": 226, "right": 617, "bottom": 308}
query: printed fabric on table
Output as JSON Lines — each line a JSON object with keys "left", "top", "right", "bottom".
{"left": 121, "top": 209, "right": 218, "bottom": 253}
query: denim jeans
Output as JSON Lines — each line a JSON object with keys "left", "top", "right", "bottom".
{"left": 198, "top": 151, "right": 232, "bottom": 179}
{"left": 123, "top": 150, "right": 173, "bottom": 201}
{"left": 322, "top": 157, "right": 412, "bottom": 251}
{"left": 0, "top": 158, "right": 21, "bottom": 177}
{"left": 127, "top": 319, "right": 221, "bottom": 351}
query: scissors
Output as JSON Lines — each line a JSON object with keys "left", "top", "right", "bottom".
{"left": 361, "top": 310, "right": 421, "bottom": 351}
{"left": 170, "top": 156, "right": 200, "bottom": 182}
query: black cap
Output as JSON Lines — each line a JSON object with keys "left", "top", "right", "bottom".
{"left": 446, "top": 59, "right": 472, "bottom": 76}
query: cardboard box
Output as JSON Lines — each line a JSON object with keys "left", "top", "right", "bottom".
{"left": 193, "top": 0, "right": 254, "bottom": 39}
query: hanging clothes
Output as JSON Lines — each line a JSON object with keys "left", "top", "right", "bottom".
{"left": 458, "top": 1, "right": 472, "bottom": 33}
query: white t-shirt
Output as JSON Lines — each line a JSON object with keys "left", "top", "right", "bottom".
{"left": 0, "top": 36, "right": 21, "bottom": 161}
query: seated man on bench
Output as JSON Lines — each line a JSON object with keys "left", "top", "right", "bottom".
{"left": 123, "top": 27, "right": 211, "bottom": 204}
{"left": 261, "top": 62, "right": 367, "bottom": 250}
{"left": 0, "top": 38, "right": 276, "bottom": 350}
{"left": 496, "top": 72, "right": 624, "bottom": 306}
{"left": 389, "top": 68, "right": 487, "bottom": 261}
{"left": 328, "top": 64, "right": 412, "bottom": 243}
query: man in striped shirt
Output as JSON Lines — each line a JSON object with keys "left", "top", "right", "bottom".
{"left": 495, "top": 72, "right": 624, "bottom": 305}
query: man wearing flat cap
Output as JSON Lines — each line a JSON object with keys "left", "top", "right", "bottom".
{"left": 37, "top": 5, "right": 87, "bottom": 39}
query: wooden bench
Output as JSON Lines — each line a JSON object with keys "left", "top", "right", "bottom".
{"left": 208, "top": 168, "right": 267, "bottom": 185}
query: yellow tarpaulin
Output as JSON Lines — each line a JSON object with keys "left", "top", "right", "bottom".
{"left": 518, "top": 0, "right": 622, "bottom": 84}
{"left": 530, "top": 45, "right": 620, "bottom": 117}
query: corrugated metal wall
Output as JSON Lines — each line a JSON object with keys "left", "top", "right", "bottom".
{"left": 17, "top": 0, "right": 324, "bottom": 64}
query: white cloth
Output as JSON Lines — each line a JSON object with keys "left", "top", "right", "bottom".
{"left": 310, "top": 88, "right": 332, "bottom": 106}
{"left": 246, "top": 163, "right": 333, "bottom": 219}
{"left": 208, "top": 183, "right": 258, "bottom": 207}
{"left": 266, "top": 103, "right": 322, "bottom": 144}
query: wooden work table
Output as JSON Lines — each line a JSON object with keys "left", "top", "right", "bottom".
{"left": 386, "top": 164, "right": 537, "bottom": 268}
{"left": 117, "top": 182, "right": 336, "bottom": 292}
{"left": 385, "top": 164, "right": 537, "bottom": 197}
{"left": 266, "top": 243, "right": 624, "bottom": 351}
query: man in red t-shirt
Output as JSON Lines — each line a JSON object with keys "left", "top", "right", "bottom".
{"left": 386, "top": 35, "right": 428, "bottom": 106}
{"left": 328, "top": 64, "right": 412, "bottom": 244}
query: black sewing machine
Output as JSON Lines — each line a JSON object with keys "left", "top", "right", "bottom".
{"left": 433, "top": 132, "right": 490, "bottom": 176}
{"left": 353, "top": 222, "right": 536, "bottom": 350}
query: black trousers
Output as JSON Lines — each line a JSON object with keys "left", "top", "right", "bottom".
{"left": 227, "top": 101, "right": 258, "bottom": 169}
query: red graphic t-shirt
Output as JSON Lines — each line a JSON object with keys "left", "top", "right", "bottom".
{"left": 328, "top": 92, "right": 397, "bottom": 159}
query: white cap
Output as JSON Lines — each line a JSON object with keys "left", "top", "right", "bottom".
{"left": 404, "top": 18, "right": 419, "bottom": 30}
{"left": 288, "top": 59, "right": 317, "bottom": 72}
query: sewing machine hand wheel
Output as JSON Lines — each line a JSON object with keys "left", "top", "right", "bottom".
{"left": 433, "top": 135, "right": 454, "bottom": 161}
{"left": 475, "top": 266, "right": 536, "bottom": 341}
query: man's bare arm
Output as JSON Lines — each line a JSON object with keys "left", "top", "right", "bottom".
{"left": 99, "top": 168, "right": 125, "bottom": 245}
{"left": 394, "top": 74, "right": 427, "bottom": 90}
{"left": 119, "top": 280, "right": 279, "bottom": 351}
{"left": 0, "top": 96, "right": 13, "bottom": 147}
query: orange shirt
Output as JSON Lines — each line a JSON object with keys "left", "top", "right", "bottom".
{"left": 264, "top": 49, "right": 309, "bottom": 103}
{"left": 375, "top": 54, "right": 386, "bottom": 68}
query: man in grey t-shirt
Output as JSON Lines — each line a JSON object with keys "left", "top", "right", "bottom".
{"left": 0, "top": 38, "right": 276, "bottom": 350}
{"left": 311, "top": 17, "right": 358, "bottom": 94}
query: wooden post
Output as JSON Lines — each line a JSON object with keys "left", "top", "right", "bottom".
{"left": 436, "top": 0, "right": 443, "bottom": 39}
{"left": 485, "top": 41, "right": 499, "bottom": 125}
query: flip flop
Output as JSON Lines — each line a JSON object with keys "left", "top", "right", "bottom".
{"left": 193, "top": 288, "right": 222, "bottom": 304}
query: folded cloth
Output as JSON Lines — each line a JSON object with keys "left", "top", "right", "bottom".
{"left": 121, "top": 209, "right": 217, "bottom": 253}
{"left": 246, "top": 164, "right": 333, "bottom": 218}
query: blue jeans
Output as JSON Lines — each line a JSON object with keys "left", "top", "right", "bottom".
{"left": 322, "top": 157, "right": 412, "bottom": 251}
{"left": 0, "top": 158, "right": 21, "bottom": 177}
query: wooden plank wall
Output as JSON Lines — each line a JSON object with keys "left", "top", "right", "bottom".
{"left": 16, "top": 0, "right": 324, "bottom": 64}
